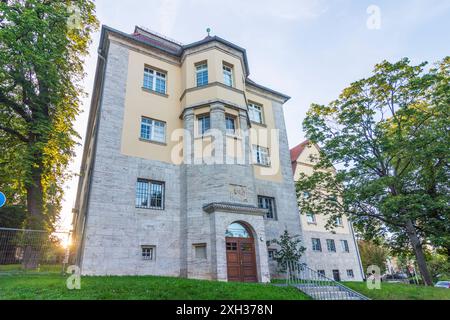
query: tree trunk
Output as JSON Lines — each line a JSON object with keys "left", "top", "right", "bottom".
{"left": 405, "top": 220, "right": 433, "bottom": 286}
{"left": 22, "top": 164, "right": 45, "bottom": 270}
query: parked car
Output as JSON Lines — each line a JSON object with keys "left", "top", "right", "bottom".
{"left": 434, "top": 281, "right": 450, "bottom": 289}
{"left": 382, "top": 273, "right": 410, "bottom": 284}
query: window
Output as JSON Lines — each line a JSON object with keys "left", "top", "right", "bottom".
{"left": 141, "top": 246, "right": 155, "bottom": 260}
{"left": 140, "top": 117, "right": 166, "bottom": 143}
{"left": 306, "top": 212, "right": 316, "bottom": 224}
{"left": 223, "top": 63, "right": 233, "bottom": 86}
{"left": 341, "top": 240, "right": 349, "bottom": 253}
{"left": 197, "top": 114, "right": 211, "bottom": 135}
{"left": 194, "top": 244, "right": 207, "bottom": 260}
{"left": 135, "top": 179, "right": 164, "bottom": 209}
{"left": 253, "top": 145, "right": 270, "bottom": 166}
{"left": 225, "top": 115, "right": 236, "bottom": 134}
{"left": 312, "top": 238, "right": 322, "bottom": 252}
{"left": 268, "top": 249, "right": 277, "bottom": 260}
{"left": 248, "top": 103, "right": 263, "bottom": 124}
{"left": 303, "top": 191, "right": 311, "bottom": 198}
{"left": 143, "top": 67, "right": 167, "bottom": 94}
{"left": 318, "top": 270, "right": 326, "bottom": 277}
{"left": 326, "top": 239, "right": 336, "bottom": 252}
{"left": 258, "top": 196, "right": 276, "bottom": 219}
{"left": 335, "top": 216, "right": 343, "bottom": 226}
{"left": 347, "top": 269, "right": 354, "bottom": 278}
{"left": 196, "top": 62, "right": 208, "bottom": 86}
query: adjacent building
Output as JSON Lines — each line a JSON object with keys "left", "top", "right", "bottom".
{"left": 71, "top": 25, "right": 303, "bottom": 282}
{"left": 290, "top": 141, "right": 364, "bottom": 281}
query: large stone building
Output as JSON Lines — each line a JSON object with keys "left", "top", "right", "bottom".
{"left": 72, "top": 25, "right": 303, "bottom": 282}
{"left": 290, "top": 141, "right": 364, "bottom": 281}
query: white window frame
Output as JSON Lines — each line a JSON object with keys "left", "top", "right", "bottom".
{"left": 341, "top": 240, "right": 350, "bottom": 253}
{"left": 196, "top": 62, "right": 208, "bottom": 87}
{"left": 135, "top": 179, "right": 165, "bottom": 210}
{"left": 197, "top": 114, "right": 211, "bottom": 135}
{"left": 143, "top": 67, "right": 167, "bottom": 94}
{"left": 225, "top": 115, "right": 236, "bottom": 135}
{"left": 253, "top": 145, "right": 270, "bottom": 166}
{"left": 335, "top": 216, "right": 343, "bottom": 226}
{"left": 140, "top": 117, "right": 166, "bottom": 143}
{"left": 248, "top": 103, "right": 263, "bottom": 124}
{"left": 306, "top": 212, "right": 316, "bottom": 224}
{"left": 312, "top": 238, "right": 322, "bottom": 252}
{"left": 326, "top": 239, "right": 336, "bottom": 252}
{"left": 223, "top": 63, "right": 233, "bottom": 86}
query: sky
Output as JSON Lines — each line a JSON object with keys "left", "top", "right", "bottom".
{"left": 57, "top": 0, "right": 450, "bottom": 231}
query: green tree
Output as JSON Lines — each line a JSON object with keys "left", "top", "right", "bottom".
{"left": 358, "top": 240, "right": 389, "bottom": 275}
{"left": 297, "top": 57, "right": 449, "bottom": 286}
{"left": 271, "top": 230, "right": 305, "bottom": 272}
{"left": 0, "top": 1, "right": 98, "bottom": 267}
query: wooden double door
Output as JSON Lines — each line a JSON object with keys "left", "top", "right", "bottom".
{"left": 226, "top": 237, "right": 258, "bottom": 282}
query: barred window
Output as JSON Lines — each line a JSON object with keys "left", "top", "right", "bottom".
{"left": 136, "top": 179, "right": 164, "bottom": 210}
{"left": 258, "top": 196, "right": 276, "bottom": 220}
{"left": 268, "top": 249, "right": 277, "bottom": 260}
{"left": 326, "top": 239, "right": 336, "bottom": 252}
{"left": 140, "top": 117, "right": 166, "bottom": 143}
{"left": 194, "top": 244, "right": 207, "bottom": 260}
{"left": 318, "top": 270, "right": 326, "bottom": 277}
{"left": 312, "top": 238, "right": 322, "bottom": 252}
{"left": 141, "top": 246, "right": 155, "bottom": 260}
{"left": 347, "top": 269, "right": 354, "bottom": 278}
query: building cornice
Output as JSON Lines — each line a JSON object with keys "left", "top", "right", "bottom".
{"left": 203, "top": 202, "right": 267, "bottom": 216}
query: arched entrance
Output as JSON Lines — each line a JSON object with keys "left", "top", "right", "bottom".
{"left": 225, "top": 222, "right": 258, "bottom": 282}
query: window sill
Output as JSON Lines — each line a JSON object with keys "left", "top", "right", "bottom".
{"left": 139, "top": 138, "right": 167, "bottom": 146}
{"left": 307, "top": 221, "right": 317, "bottom": 225}
{"left": 142, "top": 87, "right": 169, "bottom": 98}
{"left": 250, "top": 121, "right": 266, "bottom": 127}
{"left": 226, "top": 133, "right": 242, "bottom": 140}
{"left": 253, "top": 163, "right": 271, "bottom": 168}
{"left": 135, "top": 206, "right": 165, "bottom": 211}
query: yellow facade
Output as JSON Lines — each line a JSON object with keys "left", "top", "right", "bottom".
{"left": 293, "top": 143, "right": 350, "bottom": 235}
{"left": 115, "top": 33, "right": 284, "bottom": 182}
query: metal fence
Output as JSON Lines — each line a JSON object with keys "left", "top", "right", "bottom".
{"left": 0, "top": 227, "right": 71, "bottom": 275}
{"left": 285, "top": 261, "right": 370, "bottom": 300}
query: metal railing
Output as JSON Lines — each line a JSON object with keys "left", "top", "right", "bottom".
{"left": 0, "top": 227, "right": 71, "bottom": 275}
{"left": 286, "top": 261, "right": 370, "bottom": 300}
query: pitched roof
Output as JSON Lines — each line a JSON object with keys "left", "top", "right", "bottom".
{"left": 290, "top": 140, "right": 310, "bottom": 173}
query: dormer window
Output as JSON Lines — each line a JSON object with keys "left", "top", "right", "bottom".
{"left": 143, "top": 67, "right": 167, "bottom": 94}
{"left": 223, "top": 63, "right": 233, "bottom": 87}
{"left": 196, "top": 62, "right": 208, "bottom": 87}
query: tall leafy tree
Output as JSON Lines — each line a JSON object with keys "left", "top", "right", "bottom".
{"left": 358, "top": 240, "right": 389, "bottom": 275}
{"left": 297, "top": 57, "right": 449, "bottom": 286}
{"left": 0, "top": 0, "right": 98, "bottom": 235}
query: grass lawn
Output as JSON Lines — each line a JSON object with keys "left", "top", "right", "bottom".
{"left": 343, "top": 281, "right": 450, "bottom": 300}
{"left": 0, "top": 274, "right": 310, "bottom": 300}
